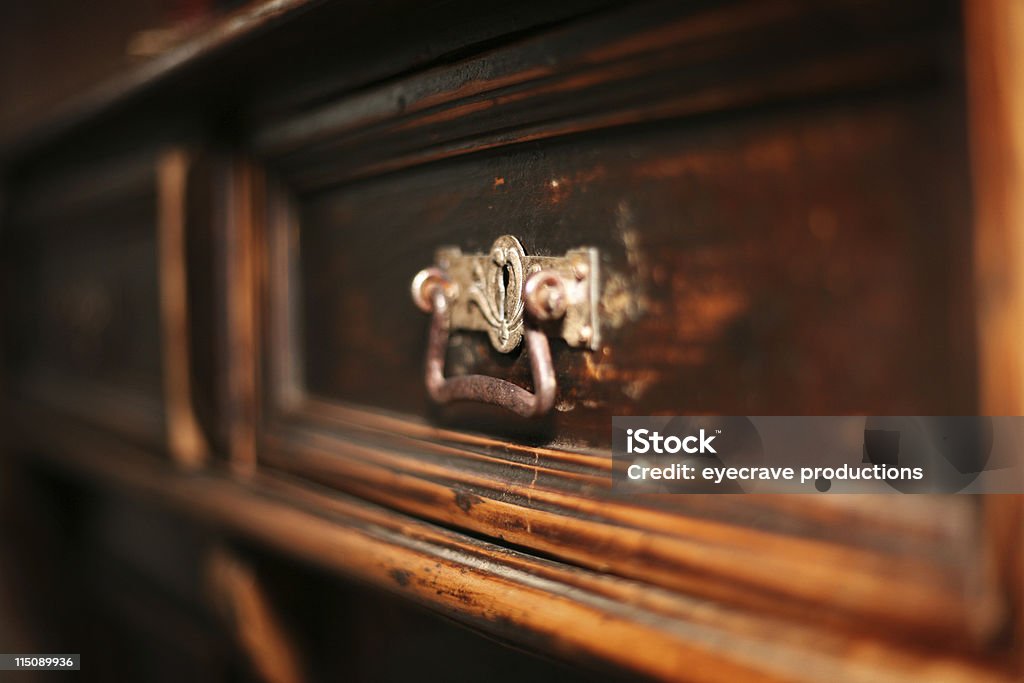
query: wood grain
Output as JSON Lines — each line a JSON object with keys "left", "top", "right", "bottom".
{"left": 1, "top": 0, "right": 1020, "bottom": 680}
{"left": 271, "top": 98, "right": 975, "bottom": 438}
{"left": 258, "top": 397, "right": 999, "bottom": 652}
{"left": 239, "top": 0, "right": 1005, "bottom": 668}
{"left": 5, "top": 407, "right": 1018, "bottom": 683}
{"left": 256, "top": 0, "right": 959, "bottom": 190}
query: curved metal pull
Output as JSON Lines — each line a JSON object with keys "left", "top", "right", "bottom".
{"left": 411, "top": 236, "right": 599, "bottom": 418}
{"left": 423, "top": 286, "right": 556, "bottom": 417}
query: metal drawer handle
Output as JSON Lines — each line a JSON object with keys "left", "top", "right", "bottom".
{"left": 411, "top": 236, "right": 599, "bottom": 418}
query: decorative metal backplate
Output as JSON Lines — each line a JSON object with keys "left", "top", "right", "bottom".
{"left": 433, "top": 235, "right": 599, "bottom": 352}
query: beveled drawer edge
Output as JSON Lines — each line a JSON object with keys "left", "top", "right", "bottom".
{"left": 242, "top": 163, "right": 1004, "bottom": 652}
{"left": 254, "top": 0, "right": 955, "bottom": 192}
{"left": 256, "top": 403, "right": 988, "bottom": 650}
{"left": 0, "top": 0, "right": 315, "bottom": 165}
{"left": 6, "top": 148, "right": 211, "bottom": 465}
{"left": 6, "top": 405, "right": 1017, "bottom": 683}
{"left": 158, "top": 149, "right": 210, "bottom": 468}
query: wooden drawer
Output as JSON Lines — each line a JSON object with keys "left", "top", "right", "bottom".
{"left": 252, "top": 0, "right": 974, "bottom": 444}
{"left": 269, "top": 99, "right": 974, "bottom": 432}
{"left": 4, "top": 150, "right": 207, "bottom": 464}
{"left": 230, "top": 0, "right": 1018, "bottom": 675}
{"left": 0, "top": 0, "right": 1018, "bottom": 680}
{"left": 6, "top": 155, "right": 164, "bottom": 443}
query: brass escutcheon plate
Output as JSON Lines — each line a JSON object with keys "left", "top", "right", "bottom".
{"left": 432, "top": 235, "right": 600, "bottom": 352}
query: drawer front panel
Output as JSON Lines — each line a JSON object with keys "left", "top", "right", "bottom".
{"left": 7, "top": 157, "right": 165, "bottom": 443}
{"left": 282, "top": 97, "right": 973, "bottom": 441}
{"left": 257, "top": 0, "right": 973, "bottom": 446}
{"left": 246, "top": 0, "right": 997, "bottom": 661}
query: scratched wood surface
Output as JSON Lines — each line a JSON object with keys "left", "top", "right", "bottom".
{"left": 283, "top": 96, "right": 975, "bottom": 438}
{"left": 252, "top": 92, "right": 996, "bottom": 652}
{"left": 4, "top": 409, "right": 1018, "bottom": 682}
{"left": 241, "top": 0, "right": 1011, "bottom": 672}
{"left": 0, "top": 0, "right": 1020, "bottom": 681}
{"left": 255, "top": 0, "right": 975, "bottom": 449}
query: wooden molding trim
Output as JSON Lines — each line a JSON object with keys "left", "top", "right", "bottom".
{"left": 221, "top": 159, "right": 261, "bottom": 475}
{"left": 965, "top": 1, "right": 1024, "bottom": 666}
{"left": 967, "top": 0, "right": 1024, "bottom": 412}
{"left": 205, "top": 546, "right": 304, "bottom": 683}
{"left": 6, "top": 407, "right": 1018, "bottom": 683}
{"left": 256, "top": 396, "right": 996, "bottom": 652}
{"left": 0, "top": 0, "right": 315, "bottom": 164}
{"left": 254, "top": 0, "right": 956, "bottom": 192}
{"left": 247, "top": 174, "right": 1007, "bottom": 656}
{"left": 159, "top": 149, "right": 210, "bottom": 468}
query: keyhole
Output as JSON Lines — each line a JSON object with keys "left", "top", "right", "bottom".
{"left": 502, "top": 264, "right": 511, "bottom": 293}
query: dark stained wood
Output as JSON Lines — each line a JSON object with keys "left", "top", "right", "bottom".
{"left": 0, "top": 1, "right": 166, "bottom": 140}
{"left": 158, "top": 149, "right": 210, "bottom": 467}
{"left": 965, "top": 0, "right": 1024, "bottom": 671}
{"left": 206, "top": 546, "right": 304, "bottom": 683}
{"left": 0, "top": 0, "right": 622, "bottom": 169}
{"left": 0, "top": 0, "right": 315, "bottom": 164}
{"left": 269, "top": 96, "right": 975, "bottom": 446}
{"left": 255, "top": 397, "right": 1002, "bottom": 652}
{"left": 4, "top": 150, "right": 211, "bottom": 461}
{"left": 0, "top": 0, "right": 1021, "bottom": 681}
{"left": 4, "top": 407, "right": 1018, "bottom": 683}
{"left": 251, "top": 0, "right": 975, "bottom": 455}
{"left": 966, "top": 0, "right": 1024, "bottom": 415}
{"left": 255, "top": 0, "right": 961, "bottom": 189}
{"left": 4, "top": 154, "right": 166, "bottom": 445}
{"left": 220, "top": 159, "right": 262, "bottom": 474}
{"left": 225, "top": 0, "right": 1014, "bottom": 676}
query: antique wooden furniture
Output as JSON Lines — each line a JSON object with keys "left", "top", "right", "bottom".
{"left": 0, "top": 0, "right": 1021, "bottom": 681}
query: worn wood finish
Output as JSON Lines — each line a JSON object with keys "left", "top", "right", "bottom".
{"left": 241, "top": 0, "right": 995, "bottom": 654}
{"left": 193, "top": 155, "right": 263, "bottom": 473}
{"left": 5, "top": 407, "right": 1018, "bottom": 683}
{"left": 4, "top": 150, "right": 211, "bottom": 461}
{"left": 0, "top": 0, "right": 316, "bottom": 163}
{"left": 257, "top": 397, "right": 1003, "bottom": 648}
{"left": 256, "top": 0, "right": 961, "bottom": 189}
{"left": 269, "top": 97, "right": 975, "bottom": 438}
{"left": 253, "top": 0, "right": 975, "bottom": 448}
{"left": 0, "top": 0, "right": 1021, "bottom": 680}
{"left": 966, "top": 0, "right": 1024, "bottom": 668}
{"left": 0, "top": 0, "right": 621, "bottom": 171}
{"left": 158, "top": 149, "right": 210, "bottom": 468}
{"left": 967, "top": 0, "right": 1024, "bottom": 417}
